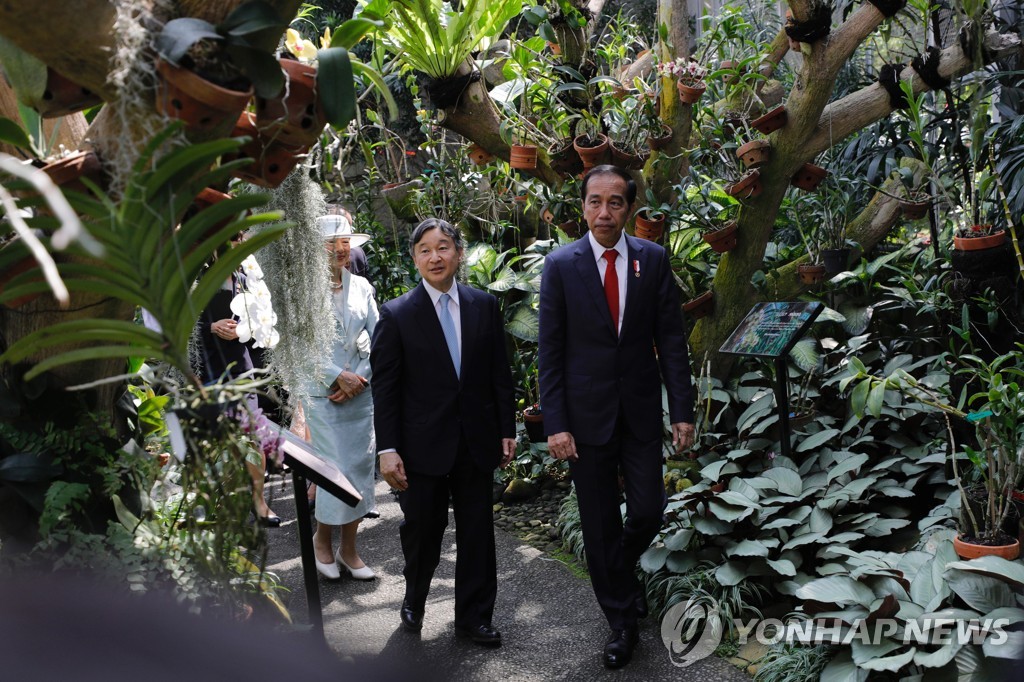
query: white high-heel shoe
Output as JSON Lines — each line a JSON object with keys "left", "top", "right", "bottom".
{"left": 314, "top": 544, "right": 340, "bottom": 580}
{"left": 336, "top": 548, "right": 375, "bottom": 580}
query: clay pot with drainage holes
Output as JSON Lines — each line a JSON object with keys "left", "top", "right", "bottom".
{"left": 509, "top": 144, "right": 538, "bottom": 170}
{"left": 736, "top": 139, "right": 770, "bottom": 168}
{"left": 155, "top": 59, "right": 253, "bottom": 134}
{"left": 726, "top": 169, "right": 763, "bottom": 199}
{"left": 35, "top": 68, "right": 103, "bottom": 118}
{"left": 225, "top": 113, "right": 305, "bottom": 189}
{"left": 255, "top": 59, "right": 326, "bottom": 147}
{"left": 791, "top": 163, "right": 828, "bottom": 191}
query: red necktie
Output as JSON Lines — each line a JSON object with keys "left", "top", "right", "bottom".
{"left": 603, "top": 250, "right": 618, "bottom": 333}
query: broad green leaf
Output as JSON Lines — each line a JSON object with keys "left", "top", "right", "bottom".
{"left": 866, "top": 380, "right": 887, "bottom": 418}
{"left": 767, "top": 558, "right": 797, "bottom": 576}
{"left": 828, "top": 453, "right": 871, "bottom": 483}
{"left": 858, "top": 646, "right": 915, "bottom": 672}
{"left": 0, "top": 116, "right": 32, "bottom": 150}
{"left": 319, "top": 47, "right": 355, "bottom": 128}
{"left": 715, "top": 560, "right": 749, "bottom": 586}
{"left": 796, "top": 428, "right": 840, "bottom": 452}
{"left": 762, "top": 467, "right": 803, "bottom": 496}
{"left": 727, "top": 539, "right": 769, "bottom": 557}
{"left": 639, "top": 546, "right": 669, "bottom": 572}
{"left": 946, "top": 556, "right": 1024, "bottom": 589}
{"left": 796, "top": 576, "right": 875, "bottom": 606}
{"left": 945, "top": 569, "right": 1015, "bottom": 612}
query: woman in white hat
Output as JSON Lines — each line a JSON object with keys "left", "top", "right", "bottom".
{"left": 304, "top": 212, "right": 379, "bottom": 580}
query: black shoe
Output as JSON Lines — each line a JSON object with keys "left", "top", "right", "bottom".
{"left": 635, "top": 593, "right": 648, "bottom": 619}
{"left": 603, "top": 626, "right": 639, "bottom": 669}
{"left": 455, "top": 623, "right": 502, "bottom": 647}
{"left": 400, "top": 601, "right": 424, "bottom": 632}
{"left": 255, "top": 512, "right": 281, "bottom": 528}
{"left": 363, "top": 510, "right": 380, "bottom": 519}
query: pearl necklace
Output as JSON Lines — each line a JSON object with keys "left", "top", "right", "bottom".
{"left": 330, "top": 280, "right": 343, "bottom": 290}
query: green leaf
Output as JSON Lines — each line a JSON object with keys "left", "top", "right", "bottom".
{"left": 796, "top": 428, "right": 840, "bottom": 452}
{"left": 709, "top": 499, "right": 754, "bottom": 522}
{"left": 946, "top": 556, "right": 1024, "bottom": 589}
{"left": 664, "top": 528, "right": 694, "bottom": 551}
{"left": 0, "top": 452, "right": 61, "bottom": 482}
{"left": 727, "top": 539, "right": 769, "bottom": 557}
{"left": 866, "top": 380, "right": 888, "bottom": 418}
{"left": 820, "top": 651, "right": 868, "bottom": 682}
{"left": 827, "top": 453, "right": 870, "bottom": 483}
{"left": 715, "top": 560, "right": 749, "bottom": 586}
{"left": 767, "top": 558, "right": 797, "bottom": 576}
{"left": 639, "top": 546, "right": 669, "bottom": 572}
{"left": 506, "top": 304, "right": 539, "bottom": 342}
{"left": 945, "top": 569, "right": 1015, "bottom": 612}
{"left": 0, "top": 117, "right": 32, "bottom": 150}
{"left": 762, "top": 467, "right": 803, "bottom": 496}
{"left": 330, "top": 17, "right": 385, "bottom": 49}
{"left": 788, "top": 338, "right": 820, "bottom": 372}
{"left": 795, "top": 576, "right": 875, "bottom": 606}
{"left": 318, "top": 47, "right": 356, "bottom": 128}
{"left": 858, "top": 646, "right": 916, "bottom": 672}
{"left": 850, "top": 378, "right": 871, "bottom": 417}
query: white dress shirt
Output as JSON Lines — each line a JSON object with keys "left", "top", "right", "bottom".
{"left": 588, "top": 230, "right": 627, "bottom": 333}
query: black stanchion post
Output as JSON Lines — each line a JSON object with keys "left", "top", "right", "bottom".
{"left": 775, "top": 355, "right": 792, "bottom": 462}
{"left": 291, "top": 470, "right": 324, "bottom": 640}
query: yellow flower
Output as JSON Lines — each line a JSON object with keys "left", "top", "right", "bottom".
{"left": 320, "top": 27, "right": 333, "bottom": 50}
{"left": 285, "top": 28, "right": 318, "bottom": 62}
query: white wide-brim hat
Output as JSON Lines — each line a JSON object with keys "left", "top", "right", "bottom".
{"left": 318, "top": 214, "right": 371, "bottom": 247}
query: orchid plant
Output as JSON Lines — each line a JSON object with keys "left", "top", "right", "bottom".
{"left": 230, "top": 255, "right": 280, "bottom": 350}
{"left": 656, "top": 58, "right": 706, "bottom": 84}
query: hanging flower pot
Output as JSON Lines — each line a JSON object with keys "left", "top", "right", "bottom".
{"left": 646, "top": 124, "right": 673, "bottom": 151}
{"left": 467, "top": 143, "right": 495, "bottom": 166}
{"left": 35, "top": 67, "right": 103, "bottom": 118}
{"left": 719, "top": 60, "right": 745, "bottom": 84}
{"left": 899, "top": 196, "right": 931, "bottom": 220}
{"left": 702, "top": 221, "right": 739, "bottom": 253}
{"left": 558, "top": 220, "right": 583, "bottom": 239}
{"left": 634, "top": 208, "right": 666, "bottom": 242}
{"left": 573, "top": 133, "right": 610, "bottom": 171}
{"left": 953, "top": 534, "right": 1020, "bottom": 561}
{"left": 226, "top": 113, "right": 305, "bottom": 189}
{"left": 751, "top": 105, "right": 787, "bottom": 135}
{"left": 797, "top": 263, "right": 827, "bottom": 285}
{"left": 509, "top": 144, "right": 539, "bottom": 170}
{"left": 41, "top": 149, "right": 105, "bottom": 195}
{"left": 726, "top": 169, "right": 762, "bottom": 199}
{"left": 676, "top": 78, "right": 706, "bottom": 104}
{"left": 790, "top": 163, "right": 829, "bottom": 191}
{"left": 736, "top": 139, "right": 771, "bottom": 168}
{"left": 548, "top": 138, "right": 583, "bottom": 176}
{"left": 523, "top": 404, "right": 545, "bottom": 442}
{"left": 821, "top": 247, "right": 851, "bottom": 274}
{"left": 155, "top": 59, "right": 254, "bottom": 133}
{"left": 547, "top": 41, "right": 562, "bottom": 56}
{"left": 721, "top": 113, "right": 750, "bottom": 139}
{"left": 953, "top": 228, "right": 1005, "bottom": 252}
{"left": 683, "top": 291, "right": 714, "bottom": 319}
{"left": 255, "top": 58, "right": 326, "bottom": 148}
{"left": 610, "top": 142, "right": 649, "bottom": 171}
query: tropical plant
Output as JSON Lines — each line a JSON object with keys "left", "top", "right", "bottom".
{"left": 0, "top": 125, "right": 289, "bottom": 384}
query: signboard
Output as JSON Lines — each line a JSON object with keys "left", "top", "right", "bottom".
{"left": 719, "top": 302, "right": 823, "bottom": 359}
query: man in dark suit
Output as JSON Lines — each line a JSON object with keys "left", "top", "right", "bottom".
{"left": 538, "top": 165, "right": 695, "bottom": 669}
{"left": 370, "top": 218, "right": 516, "bottom": 647}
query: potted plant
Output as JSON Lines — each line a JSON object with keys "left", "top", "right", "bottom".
{"left": 845, "top": 344, "right": 1024, "bottom": 559}
{"left": 154, "top": 0, "right": 288, "bottom": 132}
{"left": 791, "top": 162, "right": 829, "bottom": 191}
{"left": 676, "top": 169, "right": 740, "bottom": 253}
{"left": 953, "top": 223, "right": 1006, "bottom": 251}
{"left": 604, "top": 89, "right": 652, "bottom": 170}
{"left": 683, "top": 290, "right": 715, "bottom": 319}
{"left": 817, "top": 182, "right": 857, "bottom": 274}
{"left": 657, "top": 57, "right": 707, "bottom": 105}
{"left": 634, "top": 206, "right": 667, "bottom": 242}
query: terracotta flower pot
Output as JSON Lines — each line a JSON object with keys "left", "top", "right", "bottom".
{"left": 736, "top": 139, "right": 771, "bottom": 168}
{"left": 558, "top": 220, "right": 583, "bottom": 239}
{"left": 797, "top": 263, "right": 827, "bottom": 285}
{"left": 155, "top": 59, "right": 254, "bottom": 134}
{"left": 953, "top": 228, "right": 1005, "bottom": 251}
{"left": 719, "top": 60, "right": 744, "bottom": 84}
{"left": 548, "top": 139, "right": 582, "bottom": 177}
{"left": 791, "top": 163, "right": 829, "bottom": 191}
{"left": 646, "top": 124, "right": 673, "bottom": 151}
{"left": 676, "top": 79, "right": 706, "bottom": 104}
{"left": 255, "top": 59, "right": 326, "bottom": 147}
{"left": 726, "top": 169, "right": 762, "bottom": 199}
{"left": 573, "top": 133, "right": 610, "bottom": 171}
{"left": 523, "top": 406, "right": 545, "bottom": 442}
{"left": 36, "top": 67, "right": 103, "bottom": 118}
{"left": 953, "top": 534, "right": 1021, "bottom": 561}
{"left": 548, "top": 41, "right": 562, "bottom": 56}
{"left": 634, "top": 209, "right": 666, "bottom": 242}
{"left": 41, "top": 149, "right": 105, "bottom": 195}
{"left": 190, "top": 187, "right": 238, "bottom": 241}
{"left": 467, "top": 143, "right": 495, "bottom": 166}
{"left": 509, "top": 144, "right": 538, "bottom": 170}
{"left": 750, "top": 105, "right": 787, "bottom": 135}
{"left": 702, "top": 221, "right": 739, "bottom": 253}
{"left": 900, "top": 196, "right": 931, "bottom": 220}
{"left": 683, "top": 291, "right": 714, "bottom": 319}
{"left": 610, "top": 142, "right": 649, "bottom": 171}
{"left": 227, "top": 113, "right": 305, "bottom": 189}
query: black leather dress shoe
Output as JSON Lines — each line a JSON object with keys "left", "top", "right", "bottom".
{"left": 400, "top": 601, "right": 423, "bottom": 632}
{"left": 635, "top": 593, "right": 648, "bottom": 619}
{"left": 455, "top": 624, "right": 502, "bottom": 647}
{"left": 256, "top": 513, "right": 281, "bottom": 528}
{"left": 603, "top": 627, "right": 639, "bottom": 669}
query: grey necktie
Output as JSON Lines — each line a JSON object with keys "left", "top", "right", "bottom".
{"left": 438, "top": 292, "right": 460, "bottom": 378}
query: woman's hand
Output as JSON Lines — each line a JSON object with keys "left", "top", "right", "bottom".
{"left": 328, "top": 370, "right": 368, "bottom": 403}
{"left": 211, "top": 318, "right": 239, "bottom": 340}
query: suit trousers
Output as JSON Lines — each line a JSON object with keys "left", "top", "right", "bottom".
{"left": 569, "top": 409, "right": 666, "bottom": 630}
{"left": 398, "top": 439, "right": 497, "bottom": 629}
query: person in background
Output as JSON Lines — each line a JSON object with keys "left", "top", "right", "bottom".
{"left": 303, "top": 214, "right": 379, "bottom": 581}
{"left": 370, "top": 218, "right": 515, "bottom": 647}
{"left": 196, "top": 234, "right": 280, "bottom": 527}
{"left": 538, "top": 165, "right": 695, "bottom": 669}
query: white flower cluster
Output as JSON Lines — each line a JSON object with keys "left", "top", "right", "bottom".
{"left": 657, "top": 58, "right": 706, "bottom": 82}
{"left": 230, "top": 255, "right": 280, "bottom": 349}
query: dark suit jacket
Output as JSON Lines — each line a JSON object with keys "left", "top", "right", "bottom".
{"left": 538, "top": 235, "right": 694, "bottom": 446}
{"left": 370, "top": 282, "right": 515, "bottom": 476}
{"left": 197, "top": 274, "right": 252, "bottom": 382}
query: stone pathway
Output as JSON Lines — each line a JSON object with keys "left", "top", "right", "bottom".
{"left": 264, "top": 476, "right": 749, "bottom": 681}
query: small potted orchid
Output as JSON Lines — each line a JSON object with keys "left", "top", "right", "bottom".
{"left": 657, "top": 58, "right": 707, "bottom": 104}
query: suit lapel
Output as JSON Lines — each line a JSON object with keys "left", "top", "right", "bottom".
{"left": 410, "top": 283, "right": 459, "bottom": 381}
{"left": 571, "top": 239, "right": 617, "bottom": 337}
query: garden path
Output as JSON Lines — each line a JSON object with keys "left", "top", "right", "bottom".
{"left": 265, "top": 477, "right": 749, "bottom": 681}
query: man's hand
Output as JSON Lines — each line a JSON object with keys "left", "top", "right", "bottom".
{"left": 500, "top": 438, "right": 516, "bottom": 467}
{"left": 672, "top": 422, "right": 696, "bottom": 456}
{"left": 548, "top": 431, "right": 578, "bottom": 462}
{"left": 211, "top": 318, "right": 238, "bottom": 340}
{"left": 328, "top": 370, "right": 368, "bottom": 403}
{"left": 379, "top": 452, "right": 408, "bottom": 491}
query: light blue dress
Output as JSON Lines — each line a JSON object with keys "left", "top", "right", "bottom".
{"left": 304, "top": 269, "right": 378, "bottom": 525}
